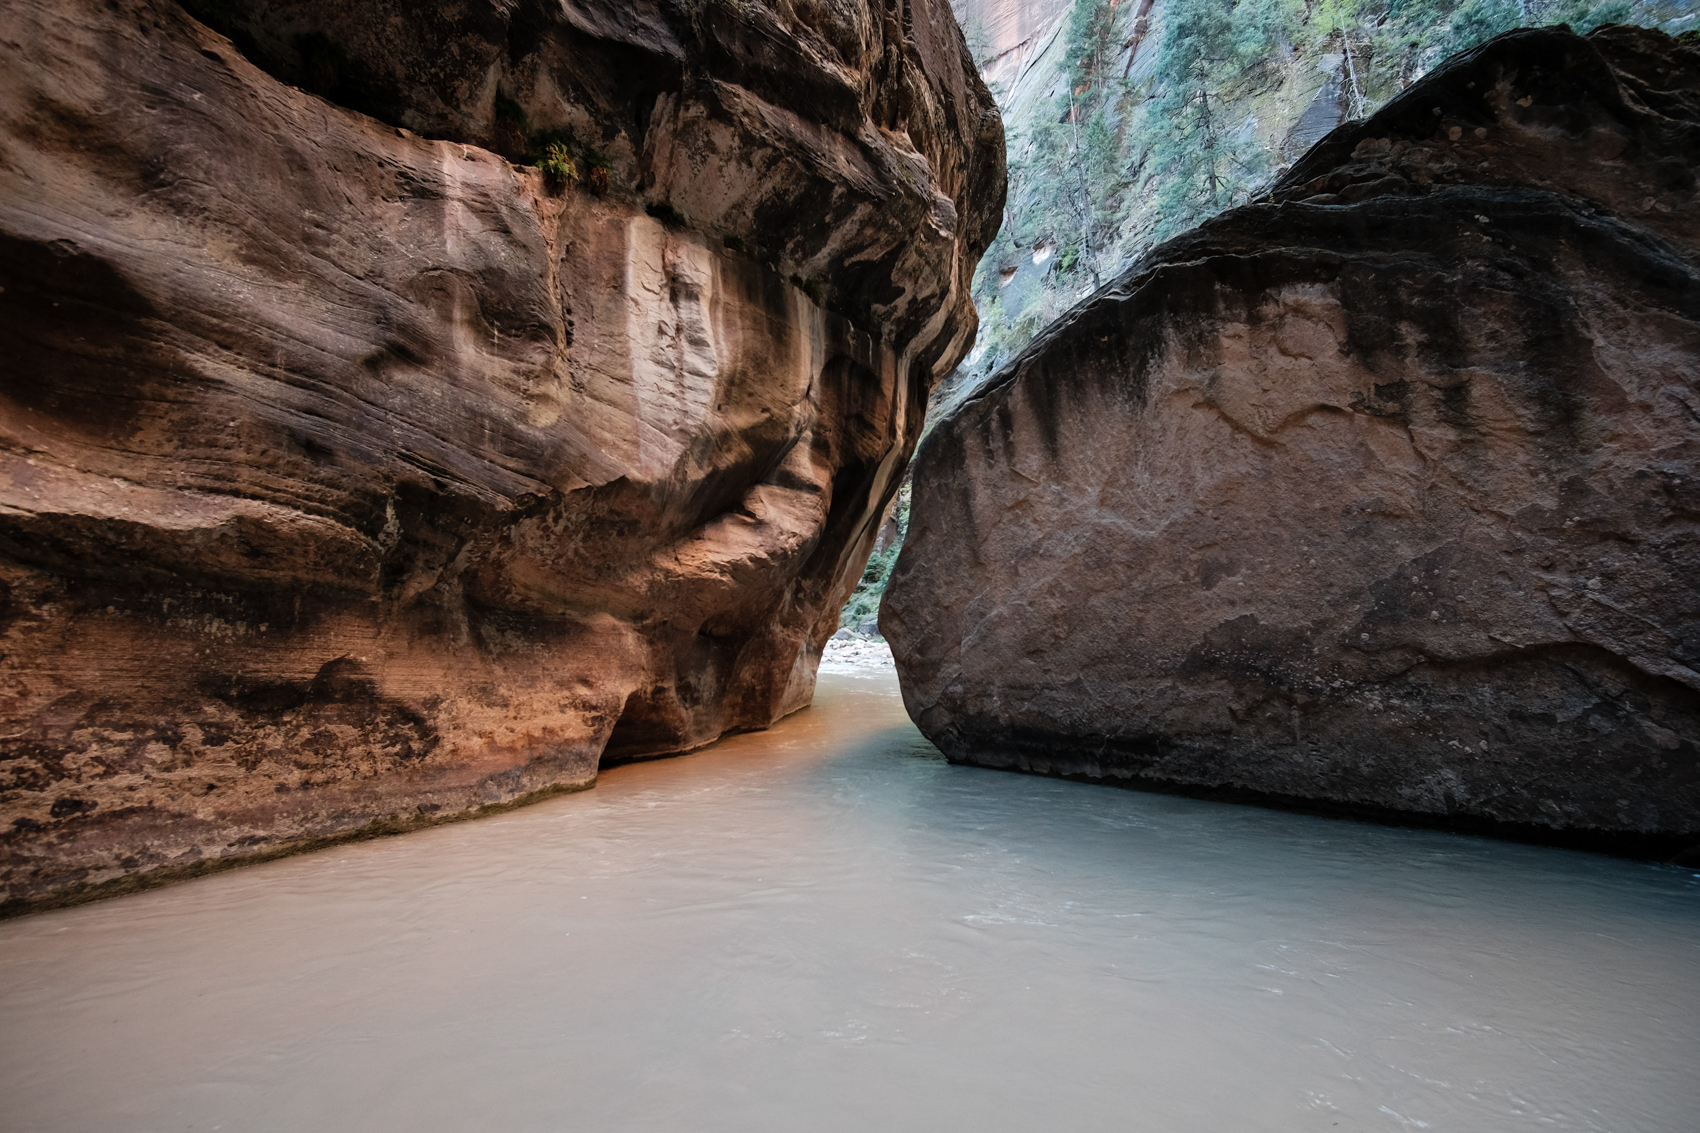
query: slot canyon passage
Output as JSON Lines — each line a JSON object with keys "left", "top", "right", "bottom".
{"left": 1, "top": 0, "right": 1699, "bottom": 1131}
{"left": 1, "top": 672, "right": 1698, "bottom": 1132}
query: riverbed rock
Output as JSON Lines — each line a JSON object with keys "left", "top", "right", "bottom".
{"left": 0, "top": 0, "right": 1003, "bottom": 911}
{"left": 884, "top": 25, "right": 1700, "bottom": 843}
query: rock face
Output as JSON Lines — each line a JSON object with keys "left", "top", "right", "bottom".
{"left": 0, "top": 0, "right": 1003, "bottom": 911}
{"left": 947, "top": 0, "right": 1075, "bottom": 87}
{"left": 885, "top": 26, "right": 1700, "bottom": 843}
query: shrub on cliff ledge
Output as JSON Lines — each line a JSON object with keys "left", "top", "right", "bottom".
{"left": 538, "top": 142, "right": 578, "bottom": 185}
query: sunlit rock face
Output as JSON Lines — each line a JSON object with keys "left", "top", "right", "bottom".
{"left": 885, "top": 26, "right": 1700, "bottom": 842}
{"left": 0, "top": 0, "right": 1003, "bottom": 911}
{"left": 947, "top": 0, "right": 1075, "bottom": 87}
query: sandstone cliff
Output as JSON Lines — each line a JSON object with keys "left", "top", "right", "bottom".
{"left": 0, "top": 0, "right": 1004, "bottom": 912}
{"left": 949, "top": 0, "right": 1075, "bottom": 87}
{"left": 953, "top": 0, "right": 1677, "bottom": 397}
{"left": 885, "top": 25, "right": 1700, "bottom": 845}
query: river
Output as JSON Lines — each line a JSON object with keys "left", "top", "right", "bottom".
{"left": 2, "top": 670, "right": 1697, "bottom": 1132}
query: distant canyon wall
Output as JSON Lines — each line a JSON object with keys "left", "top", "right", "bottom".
{"left": 950, "top": 0, "right": 1076, "bottom": 86}
{"left": 951, "top": 0, "right": 1691, "bottom": 401}
{"left": 0, "top": 0, "right": 1004, "bottom": 912}
{"left": 886, "top": 26, "right": 1700, "bottom": 845}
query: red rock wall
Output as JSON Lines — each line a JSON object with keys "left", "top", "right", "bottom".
{"left": 948, "top": 0, "right": 1076, "bottom": 85}
{"left": 0, "top": 0, "right": 1004, "bottom": 912}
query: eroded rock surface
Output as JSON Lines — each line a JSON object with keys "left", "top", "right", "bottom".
{"left": 946, "top": 0, "right": 1075, "bottom": 87}
{"left": 885, "top": 26, "right": 1700, "bottom": 842}
{"left": 0, "top": 0, "right": 1003, "bottom": 911}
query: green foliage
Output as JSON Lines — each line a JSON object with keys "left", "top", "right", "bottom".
{"left": 839, "top": 590, "right": 883, "bottom": 630}
{"left": 1146, "top": 0, "right": 1273, "bottom": 241}
{"left": 1351, "top": 0, "right": 1635, "bottom": 84}
{"left": 1536, "top": 0, "right": 1635, "bottom": 35}
{"left": 792, "top": 275, "right": 826, "bottom": 303}
{"left": 1002, "top": 0, "right": 1134, "bottom": 285}
{"left": 723, "top": 233, "right": 750, "bottom": 253}
{"left": 975, "top": 292, "right": 1013, "bottom": 360}
{"left": 1055, "top": 0, "right": 1133, "bottom": 280}
{"left": 1061, "top": 0, "right": 1127, "bottom": 101}
{"left": 538, "top": 142, "right": 578, "bottom": 184}
{"left": 1447, "top": 0, "right": 1526, "bottom": 45}
{"left": 861, "top": 542, "right": 901, "bottom": 587}
{"left": 963, "top": 0, "right": 1692, "bottom": 385}
{"left": 515, "top": 126, "right": 613, "bottom": 194}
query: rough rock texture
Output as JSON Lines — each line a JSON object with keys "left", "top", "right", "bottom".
{"left": 0, "top": 0, "right": 1003, "bottom": 911}
{"left": 947, "top": 0, "right": 1075, "bottom": 87}
{"left": 885, "top": 26, "right": 1700, "bottom": 843}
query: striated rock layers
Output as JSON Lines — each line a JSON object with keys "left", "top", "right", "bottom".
{"left": 885, "top": 25, "right": 1700, "bottom": 844}
{"left": 0, "top": 0, "right": 1003, "bottom": 911}
{"left": 946, "top": 0, "right": 1075, "bottom": 86}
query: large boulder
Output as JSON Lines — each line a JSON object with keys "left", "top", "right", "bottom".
{"left": 884, "top": 25, "right": 1700, "bottom": 845}
{"left": 0, "top": 0, "right": 1003, "bottom": 911}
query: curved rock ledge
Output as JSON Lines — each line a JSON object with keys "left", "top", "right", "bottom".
{"left": 885, "top": 26, "right": 1700, "bottom": 845}
{"left": 0, "top": 0, "right": 1003, "bottom": 912}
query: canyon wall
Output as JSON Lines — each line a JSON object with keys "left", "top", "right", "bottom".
{"left": 953, "top": 0, "right": 1685, "bottom": 399}
{"left": 949, "top": 0, "right": 1075, "bottom": 87}
{"left": 0, "top": 0, "right": 1004, "bottom": 912}
{"left": 885, "top": 26, "right": 1700, "bottom": 845}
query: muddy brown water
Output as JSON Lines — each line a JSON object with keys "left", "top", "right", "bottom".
{"left": 2, "top": 671, "right": 1697, "bottom": 1132}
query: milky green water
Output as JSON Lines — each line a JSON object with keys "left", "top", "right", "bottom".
{"left": 2, "top": 671, "right": 1697, "bottom": 1132}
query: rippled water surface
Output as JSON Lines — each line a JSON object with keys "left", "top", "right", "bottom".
{"left": 3, "top": 672, "right": 1698, "bottom": 1132}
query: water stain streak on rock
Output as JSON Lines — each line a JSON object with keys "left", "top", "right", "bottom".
{"left": 885, "top": 26, "right": 1700, "bottom": 843}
